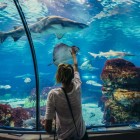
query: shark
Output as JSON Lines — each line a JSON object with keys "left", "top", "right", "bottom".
{"left": 0, "top": 15, "right": 88, "bottom": 43}
{"left": 79, "top": 60, "right": 98, "bottom": 71}
{"left": 0, "top": 2, "right": 7, "bottom": 10}
{"left": 88, "top": 50, "right": 135, "bottom": 59}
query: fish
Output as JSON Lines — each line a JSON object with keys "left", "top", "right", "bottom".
{"left": 79, "top": 60, "right": 98, "bottom": 71}
{"left": 15, "top": 73, "right": 34, "bottom": 79}
{"left": 0, "top": 15, "right": 88, "bottom": 43}
{"left": 0, "top": 2, "right": 7, "bottom": 10}
{"left": 0, "top": 85, "right": 11, "bottom": 89}
{"left": 88, "top": 50, "right": 135, "bottom": 59}
{"left": 86, "top": 80, "right": 102, "bottom": 87}
{"left": 82, "top": 75, "right": 96, "bottom": 79}
{"left": 48, "top": 43, "right": 79, "bottom": 66}
{"left": 24, "top": 77, "right": 31, "bottom": 83}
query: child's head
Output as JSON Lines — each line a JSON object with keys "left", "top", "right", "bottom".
{"left": 56, "top": 64, "right": 74, "bottom": 85}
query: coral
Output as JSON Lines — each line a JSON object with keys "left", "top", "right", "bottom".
{"left": 114, "top": 88, "right": 140, "bottom": 107}
{"left": 24, "top": 86, "right": 53, "bottom": 108}
{"left": 40, "top": 87, "right": 50, "bottom": 106}
{"left": 24, "top": 98, "right": 36, "bottom": 108}
{"left": 25, "top": 106, "right": 46, "bottom": 117}
{"left": 29, "top": 88, "right": 36, "bottom": 102}
{"left": 101, "top": 58, "right": 140, "bottom": 88}
{"left": 101, "top": 58, "right": 140, "bottom": 124}
{"left": 12, "top": 107, "right": 30, "bottom": 127}
{"left": 41, "top": 87, "right": 50, "bottom": 100}
{"left": 0, "top": 104, "right": 30, "bottom": 127}
{"left": 24, "top": 88, "right": 37, "bottom": 108}
{"left": 0, "top": 104, "right": 12, "bottom": 126}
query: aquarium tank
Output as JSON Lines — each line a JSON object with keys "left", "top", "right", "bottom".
{"left": 0, "top": 0, "right": 140, "bottom": 133}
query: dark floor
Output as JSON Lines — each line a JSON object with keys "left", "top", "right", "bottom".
{"left": 0, "top": 131, "right": 140, "bottom": 140}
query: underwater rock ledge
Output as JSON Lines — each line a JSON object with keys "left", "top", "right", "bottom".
{"left": 101, "top": 58, "right": 140, "bottom": 89}
{"left": 101, "top": 58, "right": 140, "bottom": 125}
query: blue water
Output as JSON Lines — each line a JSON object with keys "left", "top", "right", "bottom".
{"left": 0, "top": 0, "right": 140, "bottom": 128}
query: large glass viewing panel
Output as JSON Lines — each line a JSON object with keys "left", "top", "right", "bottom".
{"left": 0, "top": 0, "right": 140, "bottom": 131}
{"left": 0, "top": 0, "right": 36, "bottom": 129}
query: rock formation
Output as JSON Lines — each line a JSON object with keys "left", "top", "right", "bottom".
{"left": 101, "top": 58, "right": 140, "bottom": 125}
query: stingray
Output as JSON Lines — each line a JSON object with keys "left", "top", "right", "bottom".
{"left": 48, "top": 43, "right": 79, "bottom": 66}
